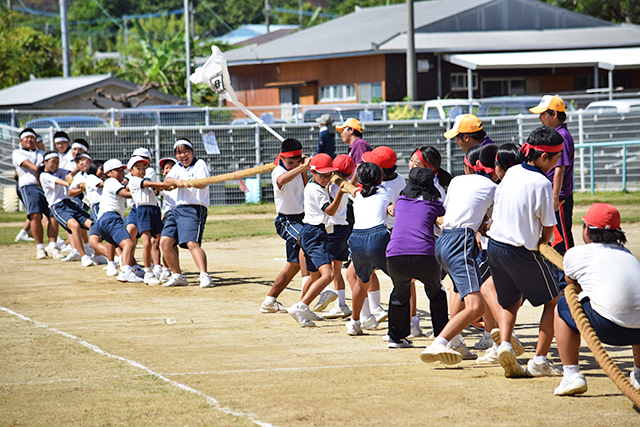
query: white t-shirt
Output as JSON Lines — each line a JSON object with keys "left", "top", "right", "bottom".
{"left": 327, "top": 183, "right": 349, "bottom": 226}
{"left": 12, "top": 148, "right": 44, "bottom": 188}
{"left": 60, "top": 150, "right": 73, "bottom": 166}
{"left": 564, "top": 243, "right": 640, "bottom": 329}
{"left": 98, "top": 177, "right": 126, "bottom": 219}
{"left": 381, "top": 173, "right": 406, "bottom": 229}
{"left": 487, "top": 164, "right": 556, "bottom": 251}
{"left": 85, "top": 175, "right": 103, "bottom": 209}
{"left": 303, "top": 181, "right": 330, "bottom": 226}
{"left": 69, "top": 171, "right": 87, "bottom": 197}
{"left": 128, "top": 176, "right": 159, "bottom": 207}
{"left": 272, "top": 163, "right": 304, "bottom": 215}
{"left": 39, "top": 169, "right": 69, "bottom": 207}
{"left": 442, "top": 174, "right": 496, "bottom": 232}
{"left": 353, "top": 186, "right": 393, "bottom": 230}
{"left": 161, "top": 188, "right": 178, "bottom": 215}
{"left": 167, "top": 159, "right": 210, "bottom": 206}
{"left": 62, "top": 158, "right": 77, "bottom": 172}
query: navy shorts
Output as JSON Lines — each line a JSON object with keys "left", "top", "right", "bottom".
{"left": 274, "top": 213, "right": 304, "bottom": 264}
{"left": 126, "top": 205, "right": 138, "bottom": 227}
{"left": 299, "top": 224, "right": 331, "bottom": 272}
{"left": 161, "top": 204, "right": 207, "bottom": 249}
{"left": 19, "top": 184, "right": 50, "bottom": 220}
{"left": 349, "top": 224, "right": 390, "bottom": 283}
{"left": 477, "top": 249, "right": 491, "bottom": 284}
{"left": 95, "top": 211, "right": 131, "bottom": 247}
{"left": 136, "top": 205, "right": 163, "bottom": 238}
{"left": 487, "top": 238, "right": 559, "bottom": 308}
{"left": 89, "top": 204, "right": 100, "bottom": 236}
{"left": 436, "top": 228, "right": 482, "bottom": 299}
{"left": 327, "top": 224, "right": 351, "bottom": 262}
{"left": 50, "top": 199, "right": 91, "bottom": 234}
{"left": 70, "top": 195, "right": 89, "bottom": 212}
{"left": 557, "top": 296, "right": 640, "bottom": 346}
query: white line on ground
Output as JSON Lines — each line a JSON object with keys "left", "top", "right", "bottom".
{"left": 0, "top": 306, "right": 276, "bottom": 427}
{"left": 164, "top": 362, "right": 418, "bottom": 376}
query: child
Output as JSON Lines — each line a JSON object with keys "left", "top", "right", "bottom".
{"left": 160, "top": 139, "right": 212, "bottom": 288}
{"left": 53, "top": 131, "right": 73, "bottom": 165}
{"left": 487, "top": 126, "right": 564, "bottom": 378}
{"left": 288, "top": 153, "right": 348, "bottom": 327}
{"left": 127, "top": 156, "right": 167, "bottom": 285}
{"left": 92, "top": 159, "right": 142, "bottom": 283}
{"left": 261, "top": 138, "right": 310, "bottom": 313}
{"left": 68, "top": 153, "right": 92, "bottom": 211}
{"left": 158, "top": 157, "right": 180, "bottom": 282}
{"left": 421, "top": 144, "right": 497, "bottom": 364}
{"left": 386, "top": 167, "right": 448, "bottom": 348}
{"left": 83, "top": 160, "right": 112, "bottom": 269}
{"left": 554, "top": 203, "right": 640, "bottom": 395}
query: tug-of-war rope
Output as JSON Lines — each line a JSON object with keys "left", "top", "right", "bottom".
{"left": 538, "top": 244, "right": 640, "bottom": 406}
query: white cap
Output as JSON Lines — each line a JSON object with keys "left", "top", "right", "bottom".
{"left": 104, "top": 159, "right": 126, "bottom": 173}
{"left": 132, "top": 148, "right": 152, "bottom": 158}
{"left": 127, "top": 156, "right": 150, "bottom": 170}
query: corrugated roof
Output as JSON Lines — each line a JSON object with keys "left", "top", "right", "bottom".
{"left": 0, "top": 74, "right": 113, "bottom": 106}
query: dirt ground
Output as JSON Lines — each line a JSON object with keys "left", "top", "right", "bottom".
{"left": 1, "top": 222, "right": 639, "bottom": 427}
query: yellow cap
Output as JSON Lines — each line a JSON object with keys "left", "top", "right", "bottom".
{"left": 335, "top": 118, "right": 363, "bottom": 134}
{"left": 443, "top": 114, "right": 483, "bottom": 139}
{"left": 529, "top": 95, "right": 566, "bottom": 114}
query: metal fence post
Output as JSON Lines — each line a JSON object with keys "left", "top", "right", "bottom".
{"left": 254, "top": 124, "right": 262, "bottom": 202}
{"left": 578, "top": 110, "right": 585, "bottom": 192}
{"left": 205, "top": 106, "right": 210, "bottom": 126}
{"left": 517, "top": 114, "right": 524, "bottom": 146}
{"left": 10, "top": 109, "right": 15, "bottom": 128}
{"left": 109, "top": 108, "right": 115, "bottom": 127}
{"left": 382, "top": 101, "right": 388, "bottom": 122}
{"left": 293, "top": 104, "right": 300, "bottom": 124}
{"left": 49, "top": 127, "right": 55, "bottom": 150}
{"left": 154, "top": 125, "right": 161, "bottom": 174}
{"left": 446, "top": 135, "right": 452, "bottom": 173}
{"left": 622, "top": 144, "right": 627, "bottom": 192}
{"left": 590, "top": 145, "right": 595, "bottom": 194}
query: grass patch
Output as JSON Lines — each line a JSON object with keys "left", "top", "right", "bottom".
{"left": 574, "top": 191, "right": 640, "bottom": 206}
{"left": 0, "top": 212, "right": 27, "bottom": 223}
{"left": 202, "top": 218, "right": 275, "bottom": 241}
{"left": 207, "top": 203, "right": 274, "bottom": 216}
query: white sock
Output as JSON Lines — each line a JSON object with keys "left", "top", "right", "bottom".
{"left": 144, "top": 267, "right": 152, "bottom": 273}
{"left": 449, "top": 334, "right": 462, "bottom": 347}
{"left": 499, "top": 341, "right": 513, "bottom": 352}
{"left": 352, "top": 319, "right": 361, "bottom": 326}
{"left": 17, "top": 230, "right": 28, "bottom": 238}
{"left": 264, "top": 296, "right": 276, "bottom": 304}
{"left": 153, "top": 265, "right": 162, "bottom": 275}
{"left": 433, "top": 336, "right": 449, "bottom": 347}
{"left": 37, "top": 243, "right": 44, "bottom": 249}
{"left": 483, "top": 330, "right": 492, "bottom": 340}
{"left": 533, "top": 355, "right": 548, "bottom": 365}
{"left": 360, "top": 297, "right": 372, "bottom": 319}
{"left": 47, "top": 242, "right": 56, "bottom": 249}
{"left": 297, "top": 301, "right": 309, "bottom": 310}
{"left": 563, "top": 364, "right": 580, "bottom": 379}
{"left": 301, "top": 275, "right": 310, "bottom": 286}
{"left": 337, "top": 289, "right": 346, "bottom": 305}
{"left": 107, "top": 261, "right": 116, "bottom": 268}
{"left": 122, "top": 265, "right": 132, "bottom": 273}
{"left": 412, "top": 316, "right": 419, "bottom": 325}
{"left": 56, "top": 236, "right": 64, "bottom": 244}
{"left": 162, "top": 266, "right": 170, "bottom": 274}
{"left": 368, "top": 290, "right": 381, "bottom": 311}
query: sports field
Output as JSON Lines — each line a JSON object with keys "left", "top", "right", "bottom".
{"left": 1, "top": 218, "right": 639, "bottom": 426}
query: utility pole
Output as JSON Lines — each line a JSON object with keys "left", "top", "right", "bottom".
{"left": 406, "top": 0, "right": 417, "bottom": 101}
{"left": 265, "top": 0, "right": 270, "bottom": 33}
{"left": 184, "top": 0, "right": 192, "bottom": 105}
{"left": 7, "top": 0, "right": 13, "bottom": 26}
{"left": 123, "top": 15, "right": 128, "bottom": 46}
{"left": 190, "top": 2, "right": 195, "bottom": 39}
{"left": 59, "top": 0, "right": 70, "bottom": 77}
{"left": 298, "top": 0, "right": 302, "bottom": 27}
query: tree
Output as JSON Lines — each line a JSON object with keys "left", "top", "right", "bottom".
{"left": 543, "top": 0, "right": 640, "bottom": 24}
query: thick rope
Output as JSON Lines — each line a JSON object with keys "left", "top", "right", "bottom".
{"left": 539, "top": 244, "right": 640, "bottom": 406}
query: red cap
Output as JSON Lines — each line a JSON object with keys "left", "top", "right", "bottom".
{"left": 583, "top": 203, "right": 621, "bottom": 230}
{"left": 310, "top": 153, "right": 338, "bottom": 174}
{"left": 362, "top": 146, "right": 397, "bottom": 169}
{"left": 333, "top": 154, "right": 355, "bottom": 176}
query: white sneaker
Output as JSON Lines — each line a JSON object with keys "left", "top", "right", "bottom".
{"left": 313, "top": 289, "right": 338, "bottom": 312}
{"left": 554, "top": 373, "right": 588, "bottom": 396}
{"left": 346, "top": 320, "right": 363, "bottom": 336}
{"left": 307, "top": 309, "right": 324, "bottom": 322}
{"left": 61, "top": 249, "right": 82, "bottom": 262}
{"left": 491, "top": 328, "right": 525, "bottom": 357}
{"left": 15, "top": 231, "right": 34, "bottom": 242}
{"left": 371, "top": 306, "right": 388, "bottom": 323}
{"left": 476, "top": 345, "right": 499, "bottom": 365}
{"left": 361, "top": 315, "right": 379, "bottom": 330}
{"left": 389, "top": 338, "right": 413, "bottom": 349}
{"left": 114, "top": 256, "right": 121, "bottom": 268}
{"left": 287, "top": 304, "right": 315, "bottom": 327}
{"left": 45, "top": 245, "right": 65, "bottom": 260}
{"left": 630, "top": 372, "right": 640, "bottom": 390}
{"left": 420, "top": 344, "right": 463, "bottom": 365}
{"left": 81, "top": 255, "right": 94, "bottom": 267}
{"left": 526, "top": 359, "right": 563, "bottom": 377}
{"left": 117, "top": 270, "right": 143, "bottom": 283}
{"left": 408, "top": 321, "right": 423, "bottom": 338}
{"left": 449, "top": 340, "right": 477, "bottom": 360}
{"left": 159, "top": 268, "right": 172, "bottom": 283}
{"left": 61, "top": 244, "right": 73, "bottom": 253}
{"left": 84, "top": 243, "right": 95, "bottom": 258}
{"left": 323, "top": 303, "right": 352, "bottom": 319}
{"left": 132, "top": 265, "right": 145, "bottom": 278}
{"left": 56, "top": 236, "right": 66, "bottom": 250}
{"left": 36, "top": 247, "right": 47, "bottom": 260}
{"left": 199, "top": 273, "right": 213, "bottom": 288}
{"left": 93, "top": 255, "right": 108, "bottom": 265}
{"left": 498, "top": 346, "right": 527, "bottom": 378}
{"left": 474, "top": 333, "right": 494, "bottom": 350}
{"left": 260, "top": 300, "right": 288, "bottom": 313}
{"left": 163, "top": 274, "right": 188, "bottom": 287}
{"left": 144, "top": 272, "right": 161, "bottom": 285}
{"left": 106, "top": 264, "right": 118, "bottom": 276}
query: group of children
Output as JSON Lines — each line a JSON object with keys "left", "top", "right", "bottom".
{"left": 13, "top": 129, "right": 212, "bottom": 288}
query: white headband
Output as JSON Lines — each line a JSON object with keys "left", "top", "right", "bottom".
{"left": 44, "top": 153, "right": 59, "bottom": 161}
{"left": 173, "top": 139, "right": 193, "bottom": 149}
{"left": 78, "top": 153, "right": 92, "bottom": 160}
{"left": 54, "top": 136, "right": 69, "bottom": 144}
{"left": 72, "top": 142, "right": 88, "bottom": 152}
{"left": 20, "top": 131, "right": 36, "bottom": 139}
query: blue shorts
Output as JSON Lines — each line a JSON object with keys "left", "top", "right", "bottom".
{"left": 299, "top": 224, "right": 331, "bottom": 272}
{"left": 50, "top": 199, "right": 91, "bottom": 234}
{"left": 477, "top": 249, "right": 491, "bottom": 284}
{"left": 89, "top": 204, "right": 100, "bottom": 236}
{"left": 70, "top": 195, "right": 89, "bottom": 212}
{"left": 436, "top": 228, "right": 482, "bottom": 299}
{"left": 126, "top": 205, "right": 138, "bottom": 227}
{"left": 274, "top": 213, "right": 304, "bottom": 264}
{"left": 19, "top": 184, "right": 50, "bottom": 220}
{"left": 95, "top": 211, "right": 131, "bottom": 248}
{"left": 557, "top": 296, "right": 640, "bottom": 346}
{"left": 327, "top": 224, "right": 351, "bottom": 262}
{"left": 487, "top": 238, "right": 559, "bottom": 308}
{"left": 161, "top": 204, "right": 207, "bottom": 249}
{"left": 136, "top": 205, "right": 163, "bottom": 238}
{"left": 349, "top": 224, "right": 390, "bottom": 283}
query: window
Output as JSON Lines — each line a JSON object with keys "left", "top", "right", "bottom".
{"left": 481, "top": 78, "right": 526, "bottom": 97}
{"left": 319, "top": 84, "right": 356, "bottom": 102}
{"left": 450, "top": 73, "right": 478, "bottom": 91}
{"left": 357, "top": 82, "right": 383, "bottom": 103}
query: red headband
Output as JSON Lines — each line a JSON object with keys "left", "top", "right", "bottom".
{"left": 520, "top": 143, "right": 563, "bottom": 156}
{"left": 464, "top": 157, "right": 495, "bottom": 175}
{"left": 274, "top": 149, "right": 303, "bottom": 165}
{"left": 413, "top": 149, "right": 437, "bottom": 173}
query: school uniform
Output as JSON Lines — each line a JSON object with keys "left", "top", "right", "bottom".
{"left": 128, "top": 176, "right": 163, "bottom": 238}
{"left": 12, "top": 147, "right": 50, "bottom": 219}
{"left": 69, "top": 171, "right": 90, "bottom": 211}
{"left": 299, "top": 180, "right": 332, "bottom": 272}
{"left": 487, "top": 163, "right": 560, "bottom": 308}
{"left": 272, "top": 162, "right": 305, "bottom": 264}
{"left": 85, "top": 174, "right": 104, "bottom": 237}
{"left": 126, "top": 167, "right": 158, "bottom": 228}
{"left": 380, "top": 173, "right": 406, "bottom": 230}
{"left": 326, "top": 182, "right": 350, "bottom": 262}
{"left": 93, "top": 177, "right": 131, "bottom": 248}
{"left": 40, "top": 168, "right": 91, "bottom": 234}
{"left": 160, "top": 159, "right": 209, "bottom": 249}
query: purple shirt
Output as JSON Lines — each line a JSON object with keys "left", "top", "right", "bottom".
{"left": 481, "top": 136, "right": 494, "bottom": 146}
{"left": 348, "top": 137, "right": 372, "bottom": 165}
{"left": 386, "top": 196, "right": 445, "bottom": 257}
{"left": 546, "top": 123, "right": 574, "bottom": 198}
